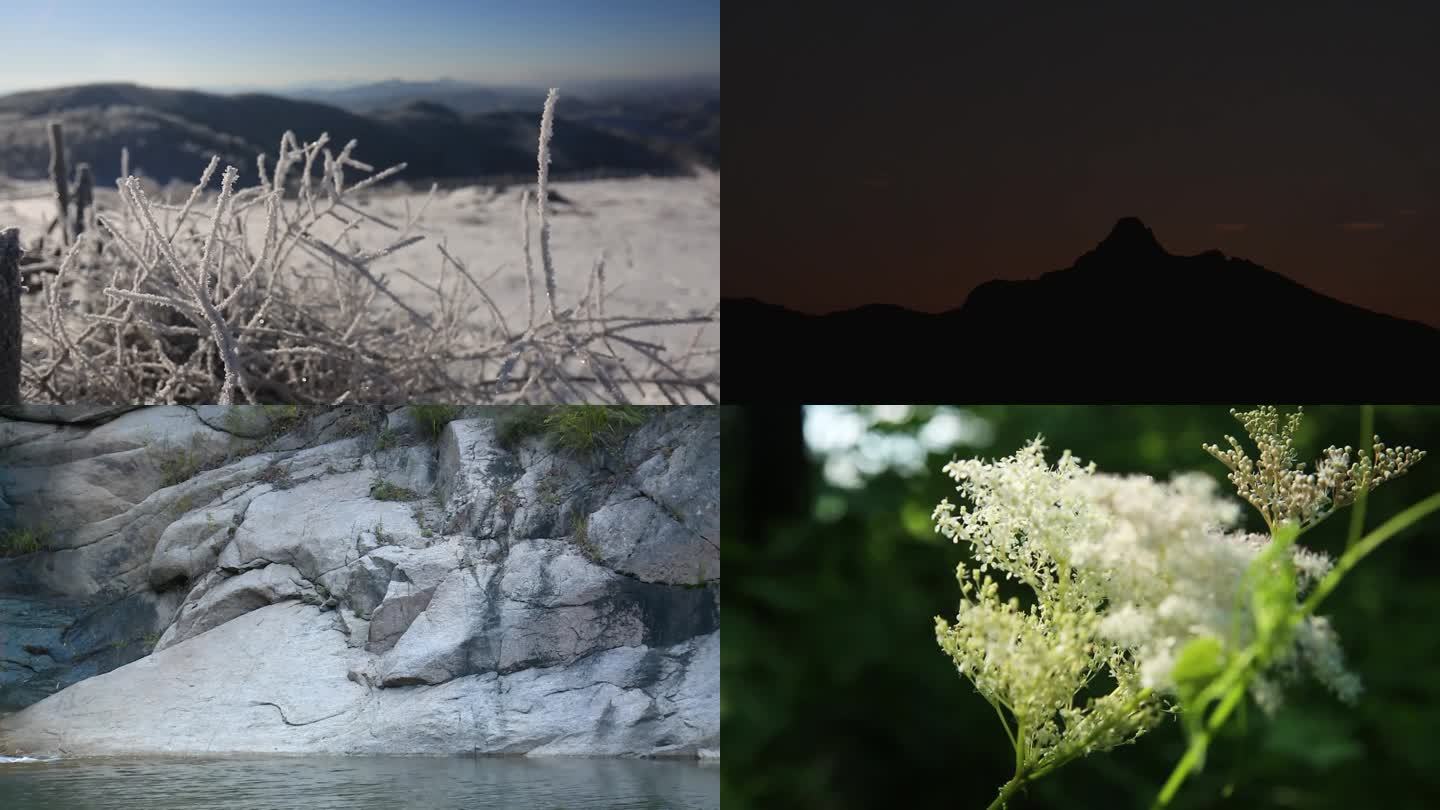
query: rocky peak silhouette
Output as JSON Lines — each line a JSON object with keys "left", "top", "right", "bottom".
{"left": 1080, "top": 216, "right": 1169, "bottom": 266}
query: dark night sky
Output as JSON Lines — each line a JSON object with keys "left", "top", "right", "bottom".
{"left": 728, "top": 2, "right": 1440, "bottom": 328}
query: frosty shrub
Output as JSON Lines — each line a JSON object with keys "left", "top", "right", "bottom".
{"left": 16, "top": 89, "right": 717, "bottom": 404}
{"left": 933, "top": 406, "right": 1436, "bottom": 809}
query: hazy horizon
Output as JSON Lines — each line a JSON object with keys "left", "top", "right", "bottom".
{"left": 2, "top": 0, "right": 718, "bottom": 95}
{"left": 0, "top": 72, "right": 721, "bottom": 99}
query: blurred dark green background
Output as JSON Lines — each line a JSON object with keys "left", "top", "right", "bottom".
{"left": 722, "top": 406, "right": 1440, "bottom": 810}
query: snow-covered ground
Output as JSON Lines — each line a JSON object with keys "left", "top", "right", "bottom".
{"left": 0, "top": 170, "right": 720, "bottom": 399}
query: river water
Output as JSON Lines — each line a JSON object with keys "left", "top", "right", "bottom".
{"left": 0, "top": 754, "right": 719, "bottom": 809}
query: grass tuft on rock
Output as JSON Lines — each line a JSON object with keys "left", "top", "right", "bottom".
{"left": 371, "top": 479, "right": 420, "bottom": 501}
{"left": 495, "top": 405, "right": 654, "bottom": 453}
{"left": 158, "top": 435, "right": 211, "bottom": 487}
{"left": 0, "top": 525, "right": 51, "bottom": 557}
{"left": 375, "top": 427, "right": 400, "bottom": 451}
{"left": 411, "top": 405, "right": 462, "bottom": 441}
{"left": 494, "top": 406, "right": 552, "bottom": 448}
{"left": 543, "top": 405, "right": 649, "bottom": 453}
{"left": 572, "top": 512, "right": 600, "bottom": 561}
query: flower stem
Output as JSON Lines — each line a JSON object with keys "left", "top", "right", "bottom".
{"left": 1305, "top": 490, "right": 1440, "bottom": 614}
{"left": 1154, "top": 674, "right": 1249, "bottom": 808}
{"left": 987, "top": 773, "right": 1028, "bottom": 810}
{"left": 1345, "top": 405, "right": 1375, "bottom": 549}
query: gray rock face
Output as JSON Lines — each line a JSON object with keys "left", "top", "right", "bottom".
{"left": 0, "top": 405, "right": 141, "bottom": 424}
{"left": 367, "top": 578, "right": 436, "bottom": 653}
{"left": 159, "top": 563, "right": 311, "bottom": 651}
{"left": 0, "top": 405, "right": 719, "bottom": 757}
{"left": 0, "top": 601, "right": 718, "bottom": 757}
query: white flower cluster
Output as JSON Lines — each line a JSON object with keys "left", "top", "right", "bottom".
{"left": 934, "top": 438, "right": 1361, "bottom": 753}
{"left": 1071, "top": 471, "right": 1347, "bottom": 703}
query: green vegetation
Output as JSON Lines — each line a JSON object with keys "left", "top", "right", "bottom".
{"left": 411, "top": 504, "right": 436, "bottom": 539}
{"left": 158, "top": 435, "right": 209, "bottom": 486}
{"left": 370, "top": 479, "right": 419, "bottom": 501}
{"left": 496, "top": 487, "right": 520, "bottom": 520}
{"left": 1, "top": 524, "right": 53, "bottom": 557}
{"left": 218, "top": 405, "right": 317, "bottom": 463}
{"left": 143, "top": 632, "right": 161, "bottom": 647}
{"left": 375, "top": 427, "right": 400, "bottom": 451}
{"left": 537, "top": 470, "right": 564, "bottom": 506}
{"left": 301, "top": 581, "right": 337, "bottom": 609}
{"left": 542, "top": 405, "right": 649, "bottom": 453}
{"left": 495, "top": 406, "right": 553, "bottom": 448}
{"left": 496, "top": 405, "right": 653, "bottom": 453}
{"left": 258, "top": 463, "right": 295, "bottom": 490}
{"left": 724, "top": 405, "right": 1440, "bottom": 810}
{"left": 572, "top": 512, "right": 598, "bottom": 560}
{"left": 411, "top": 404, "right": 462, "bottom": 440}
{"left": 336, "top": 412, "right": 372, "bottom": 438}
{"left": 262, "top": 404, "right": 305, "bottom": 435}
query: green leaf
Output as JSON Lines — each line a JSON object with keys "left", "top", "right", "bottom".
{"left": 1244, "top": 520, "right": 1301, "bottom": 655}
{"left": 1171, "top": 635, "right": 1228, "bottom": 767}
{"left": 1171, "top": 636, "right": 1226, "bottom": 688}
{"left": 1270, "top": 520, "right": 1300, "bottom": 549}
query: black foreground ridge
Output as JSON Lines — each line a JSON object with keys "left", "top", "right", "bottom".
{"left": 722, "top": 218, "right": 1440, "bottom": 400}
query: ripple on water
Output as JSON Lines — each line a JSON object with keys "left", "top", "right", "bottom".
{"left": 0, "top": 755, "right": 719, "bottom": 810}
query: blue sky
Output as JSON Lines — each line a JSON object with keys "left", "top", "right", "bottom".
{"left": 3, "top": 0, "right": 719, "bottom": 93}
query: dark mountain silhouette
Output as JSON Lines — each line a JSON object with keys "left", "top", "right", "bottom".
{"left": 723, "top": 217, "right": 1440, "bottom": 400}
{"left": 0, "top": 82, "right": 704, "bottom": 188}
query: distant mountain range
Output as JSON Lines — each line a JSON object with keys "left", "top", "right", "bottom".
{"left": 723, "top": 218, "right": 1440, "bottom": 399}
{"left": 0, "top": 80, "right": 719, "bottom": 188}
{"left": 281, "top": 79, "right": 720, "bottom": 169}
{"left": 271, "top": 75, "right": 718, "bottom": 113}
{"left": 280, "top": 80, "right": 547, "bottom": 115}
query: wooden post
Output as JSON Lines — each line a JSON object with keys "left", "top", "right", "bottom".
{"left": 73, "top": 163, "right": 94, "bottom": 238}
{"left": 48, "top": 122, "right": 70, "bottom": 247}
{"left": 0, "top": 227, "right": 22, "bottom": 406}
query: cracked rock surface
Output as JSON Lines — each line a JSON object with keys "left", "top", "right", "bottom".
{"left": 0, "top": 406, "right": 719, "bottom": 758}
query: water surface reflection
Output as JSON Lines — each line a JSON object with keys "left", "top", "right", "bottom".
{"left": 0, "top": 754, "right": 719, "bottom": 809}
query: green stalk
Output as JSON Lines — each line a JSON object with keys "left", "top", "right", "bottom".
{"left": 987, "top": 775, "right": 1028, "bottom": 810}
{"left": 989, "top": 689, "right": 1155, "bottom": 809}
{"left": 1306, "top": 491, "right": 1440, "bottom": 614}
{"left": 1155, "top": 488, "right": 1440, "bottom": 808}
{"left": 1345, "top": 405, "right": 1374, "bottom": 549}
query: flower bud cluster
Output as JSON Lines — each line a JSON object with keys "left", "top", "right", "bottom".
{"left": 1204, "top": 406, "right": 1425, "bottom": 529}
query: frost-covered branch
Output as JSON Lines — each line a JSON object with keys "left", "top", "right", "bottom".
{"left": 13, "top": 89, "right": 717, "bottom": 404}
